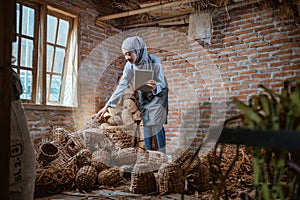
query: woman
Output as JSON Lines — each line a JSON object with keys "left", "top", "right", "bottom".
{"left": 96, "top": 36, "right": 168, "bottom": 153}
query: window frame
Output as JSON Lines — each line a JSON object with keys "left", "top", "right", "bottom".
{"left": 14, "top": 1, "right": 79, "bottom": 109}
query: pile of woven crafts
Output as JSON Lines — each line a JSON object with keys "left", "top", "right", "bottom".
{"left": 34, "top": 84, "right": 210, "bottom": 197}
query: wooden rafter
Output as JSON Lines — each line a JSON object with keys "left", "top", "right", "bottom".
{"left": 109, "top": 0, "right": 263, "bottom": 29}
{"left": 95, "top": 0, "right": 202, "bottom": 21}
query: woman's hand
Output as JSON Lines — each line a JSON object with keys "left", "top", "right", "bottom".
{"left": 93, "top": 105, "right": 108, "bottom": 119}
{"left": 144, "top": 79, "right": 156, "bottom": 90}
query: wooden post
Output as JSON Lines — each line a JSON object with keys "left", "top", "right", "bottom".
{"left": 0, "top": 0, "right": 15, "bottom": 198}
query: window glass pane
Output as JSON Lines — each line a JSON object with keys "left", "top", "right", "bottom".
{"left": 20, "top": 38, "right": 33, "bottom": 68}
{"left": 57, "top": 19, "right": 69, "bottom": 47}
{"left": 49, "top": 75, "right": 62, "bottom": 102}
{"left": 63, "top": 74, "right": 73, "bottom": 106}
{"left": 53, "top": 47, "right": 65, "bottom": 74}
{"left": 20, "top": 69, "right": 32, "bottom": 100}
{"left": 47, "top": 45, "right": 54, "bottom": 72}
{"left": 16, "top": 4, "right": 20, "bottom": 34}
{"left": 22, "top": 6, "right": 35, "bottom": 37}
{"left": 47, "top": 15, "right": 57, "bottom": 44}
{"left": 12, "top": 37, "right": 19, "bottom": 65}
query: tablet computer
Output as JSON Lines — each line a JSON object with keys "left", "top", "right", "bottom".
{"left": 134, "top": 69, "right": 153, "bottom": 91}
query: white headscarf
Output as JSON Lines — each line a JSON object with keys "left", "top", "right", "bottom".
{"left": 121, "top": 36, "right": 152, "bottom": 70}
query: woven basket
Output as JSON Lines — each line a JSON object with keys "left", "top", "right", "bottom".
{"left": 75, "top": 165, "right": 98, "bottom": 192}
{"left": 187, "top": 159, "right": 210, "bottom": 192}
{"left": 158, "top": 162, "right": 185, "bottom": 195}
{"left": 65, "top": 134, "right": 85, "bottom": 157}
{"left": 171, "top": 148, "right": 196, "bottom": 173}
{"left": 147, "top": 150, "right": 168, "bottom": 172}
{"left": 91, "top": 149, "right": 111, "bottom": 173}
{"left": 130, "top": 162, "right": 157, "bottom": 194}
{"left": 81, "top": 128, "right": 114, "bottom": 153}
{"left": 74, "top": 149, "right": 92, "bottom": 168}
{"left": 47, "top": 147, "right": 71, "bottom": 169}
{"left": 124, "top": 99, "right": 138, "bottom": 113}
{"left": 112, "top": 147, "right": 137, "bottom": 166}
{"left": 107, "top": 115, "right": 122, "bottom": 126}
{"left": 119, "top": 165, "right": 133, "bottom": 179}
{"left": 38, "top": 142, "right": 60, "bottom": 165}
{"left": 121, "top": 109, "right": 134, "bottom": 125}
{"left": 52, "top": 128, "right": 68, "bottom": 145}
{"left": 110, "top": 130, "right": 134, "bottom": 149}
{"left": 97, "top": 167, "right": 122, "bottom": 186}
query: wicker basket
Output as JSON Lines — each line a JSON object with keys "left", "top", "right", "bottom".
{"left": 65, "top": 134, "right": 85, "bottom": 157}
{"left": 171, "top": 148, "right": 196, "bottom": 173}
{"left": 130, "top": 162, "right": 157, "bottom": 194}
{"left": 124, "top": 99, "right": 138, "bottom": 113}
{"left": 97, "top": 167, "right": 122, "bottom": 186}
{"left": 158, "top": 162, "right": 185, "bottom": 195}
{"left": 75, "top": 165, "right": 98, "bottom": 192}
{"left": 38, "top": 142, "right": 60, "bottom": 165}
{"left": 47, "top": 147, "right": 71, "bottom": 169}
{"left": 81, "top": 128, "right": 114, "bottom": 153}
{"left": 147, "top": 150, "right": 168, "bottom": 172}
{"left": 74, "top": 148, "right": 92, "bottom": 168}
{"left": 109, "top": 130, "right": 134, "bottom": 149}
{"left": 52, "top": 127, "right": 68, "bottom": 145}
{"left": 112, "top": 147, "right": 137, "bottom": 166}
{"left": 121, "top": 109, "right": 134, "bottom": 125}
{"left": 187, "top": 159, "right": 210, "bottom": 192}
{"left": 119, "top": 165, "right": 133, "bottom": 179}
{"left": 91, "top": 149, "right": 111, "bottom": 173}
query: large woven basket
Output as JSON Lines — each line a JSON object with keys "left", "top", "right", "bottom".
{"left": 124, "top": 98, "right": 138, "bottom": 113}
{"left": 75, "top": 165, "right": 98, "bottom": 192}
{"left": 38, "top": 142, "right": 59, "bottom": 165}
{"left": 81, "top": 128, "right": 114, "bottom": 153}
{"left": 147, "top": 150, "right": 168, "bottom": 172}
{"left": 187, "top": 159, "right": 210, "bottom": 192}
{"left": 112, "top": 147, "right": 137, "bottom": 166}
{"left": 130, "top": 162, "right": 157, "bottom": 194}
{"left": 171, "top": 148, "right": 196, "bottom": 173}
{"left": 91, "top": 149, "right": 111, "bottom": 173}
{"left": 121, "top": 109, "right": 134, "bottom": 125}
{"left": 97, "top": 167, "right": 123, "bottom": 187}
{"left": 158, "top": 162, "right": 185, "bottom": 195}
{"left": 65, "top": 134, "right": 85, "bottom": 157}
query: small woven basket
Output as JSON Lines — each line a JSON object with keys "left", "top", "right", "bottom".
{"left": 47, "top": 147, "right": 71, "bottom": 169}
{"left": 112, "top": 147, "right": 137, "bottom": 166}
{"left": 91, "top": 149, "right": 111, "bottom": 173}
{"left": 158, "top": 162, "right": 185, "bottom": 195}
{"left": 147, "top": 150, "right": 168, "bottom": 172}
{"left": 38, "top": 142, "right": 60, "bottom": 165}
{"left": 97, "top": 167, "right": 122, "bottom": 187}
{"left": 74, "top": 148, "right": 92, "bottom": 168}
{"left": 187, "top": 159, "right": 210, "bottom": 192}
{"left": 75, "top": 165, "right": 98, "bottom": 192}
{"left": 65, "top": 134, "right": 85, "bottom": 157}
{"left": 130, "top": 162, "right": 157, "bottom": 194}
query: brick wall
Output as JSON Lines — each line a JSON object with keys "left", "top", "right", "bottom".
{"left": 25, "top": 1, "right": 300, "bottom": 152}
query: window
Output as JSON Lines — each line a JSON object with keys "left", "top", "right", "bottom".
{"left": 12, "top": 2, "right": 78, "bottom": 107}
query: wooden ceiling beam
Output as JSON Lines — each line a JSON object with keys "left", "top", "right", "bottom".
{"left": 117, "top": 14, "right": 189, "bottom": 29}
{"left": 95, "top": 0, "right": 201, "bottom": 21}
{"left": 113, "top": 0, "right": 263, "bottom": 29}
